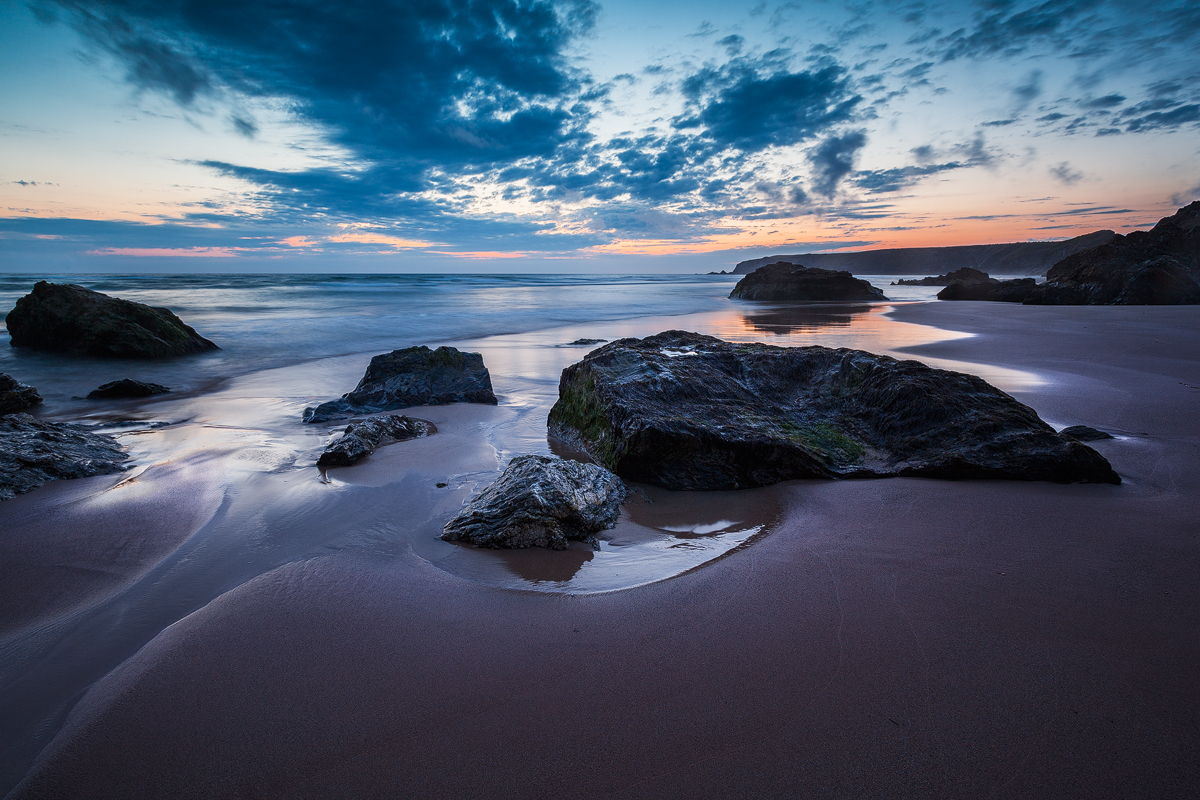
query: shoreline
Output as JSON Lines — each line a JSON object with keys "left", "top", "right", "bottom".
{"left": 2, "top": 300, "right": 1197, "bottom": 797}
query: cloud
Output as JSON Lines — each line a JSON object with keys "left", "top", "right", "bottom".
{"left": 1123, "top": 103, "right": 1200, "bottom": 132}
{"left": 808, "top": 131, "right": 868, "bottom": 196}
{"left": 1011, "top": 69, "right": 1043, "bottom": 107}
{"left": 1079, "top": 93, "right": 1125, "bottom": 109}
{"left": 1049, "top": 162, "right": 1083, "bottom": 184}
{"left": 930, "top": 1, "right": 1101, "bottom": 62}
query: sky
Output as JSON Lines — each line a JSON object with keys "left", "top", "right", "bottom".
{"left": 1, "top": 0, "right": 1199, "bottom": 273}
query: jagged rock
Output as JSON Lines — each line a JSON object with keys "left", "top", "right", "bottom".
{"left": 0, "top": 374, "right": 42, "bottom": 416}
{"left": 87, "top": 379, "right": 172, "bottom": 399}
{"left": 730, "top": 263, "right": 887, "bottom": 302}
{"left": 547, "top": 331, "right": 1119, "bottom": 490}
{"left": 441, "top": 454, "right": 627, "bottom": 550}
{"left": 0, "top": 413, "right": 129, "bottom": 501}
{"left": 895, "top": 267, "right": 992, "bottom": 286}
{"left": 565, "top": 338, "right": 607, "bottom": 346}
{"left": 5, "top": 281, "right": 219, "bottom": 358}
{"left": 1061, "top": 425, "right": 1115, "bottom": 441}
{"left": 317, "top": 414, "right": 434, "bottom": 467}
{"left": 938, "top": 278, "right": 1037, "bottom": 302}
{"left": 1024, "top": 201, "right": 1200, "bottom": 305}
{"left": 304, "top": 346, "right": 497, "bottom": 423}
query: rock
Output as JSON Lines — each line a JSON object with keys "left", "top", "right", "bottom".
{"left": 729, "top": 263, "right": 887, "bottom": 302}
{"left": 86, "top": 379, "right": 172, "bottom": 399}
{"left": 1061, "top": 425, "right": 1114, "bottom": 441}
{"left": 1024, "top": 201, "right": 1200, "bottom": 305}
{"left": 547, "top": 330, "right": 1119, "bottom": 490}
{"left": 564, "top": 338, "right": 607, "bottom": 346}
{"left": 5, "top": 281, "right": 219, "bottom": 358}
{"left": 317, "top": 414, "right": 434, "bottom": 467}
{"left": 894, "top": 267, "right": 992, "bottom": 286}
{"left": 0, "top": 373, "right": 42, "bottom": 416}
{"left": 937, "top": 278, "right": 1037, "bottom": 302}
{"left": 0, "top": 413, "right": 129, "bottom": 501}
{"left": 441, "top": 454, "right": 626, "bottom": 550}
{"left": 303, "top": 346, "right": 497, "bottom": 423}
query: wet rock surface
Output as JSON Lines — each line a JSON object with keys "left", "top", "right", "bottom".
{"left": 1024, "top": 201, "right": 1200, "bottom": 305}
{"left": 5, "top": 281, "right": 219, "bottom": 359}
{"left": 1061, "top": 425, "right": 1115, "bottom": 441}
{"left": 547, "top": 330, "right": 1120, "bottom": 490}
{"left": 0, "top": 413, "right": 129, "bottom": 501}
{"left": 895, "top": 267, "right": 992, "bottom": 286}
{"left": 730, "top": 263, "right": 887, "bottom": 302}
{"left": 317, "top": 414, "right": 434, "bottom": 467}
{"left": 86, "top": 379, "right": 172, "bottom": 399}
{"left": 441, "top": 454, "right": 627, "bottom": 550}
{"left": 304, "top": 346, "right": 497, "bottom": 423}
{"left": 938, "top": 278, "right": 1037, "bottom": 302}
{"left": 0, "top": 374, "right": 42, "bottom": 416}
{"left": 564, "top": 338, "right": 607, "bottom": 346}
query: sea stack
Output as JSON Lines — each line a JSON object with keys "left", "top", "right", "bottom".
{"left": 730, "top": 263, "right": 887, "bottom": 301}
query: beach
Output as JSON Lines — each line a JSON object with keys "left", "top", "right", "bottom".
{"left": 1, "top": 281, "right": 1197, "bottom": 798}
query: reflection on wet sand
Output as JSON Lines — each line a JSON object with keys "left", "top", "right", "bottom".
{"left": 739, "top": 303, "right": 875, "bottom": 334}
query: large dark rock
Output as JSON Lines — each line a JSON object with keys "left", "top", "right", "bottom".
{"left": 317, "top": 414, "right": 434, "bottom": 467}
{"left": 303, "top": 346, "right": 497, "bottom": 423}
{"left": 1061, "top": 425, "right": 1114, "bottom": 442}
{"left": 730, "top": 263, "right": 887, "bottom": 302}
{"left": 0, "top": 374, "right": 42, "bottom": 416}
{"left": 938, "top": 278, "right": 1037, "bottom": 302}
{"left": 895, "top": 267, "right": 991, "bottom": 286}
{"left": 5, "top": 281, "right": 219, "bottom": 359}
{"left": 87, "top": 379, "right": 172, "bottom": 399}
{"left": 441, "top": 454, "right": 627, "bottom": 550}
{"left": 0, "top": 413, "right": 129, "bottom": 501}
{"left": 547, "top": 331, "right": 1119, "bottom": 490}
{"left": 1024, "top": 201, "right": 1200, "bottom": 305}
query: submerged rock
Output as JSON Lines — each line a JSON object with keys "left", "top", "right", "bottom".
{"left": 317, "top": 414, "right": 434, "bottom": 467}
{"left": 1061, "top": 425, "right": 1115, "bottom": 442}
{"left": 0, "top": 413, "right": 129, "bottom": 501}
{"left": 441, "top": 454, "right": 627, "bottom": 550}
{"left": 547, "top": 330, "right": 1119, "bottom": 490}
{"left": 87, "top": 379, "right": 172, "bottom": 399}
{"left": 937, "top": 278, "right": 1037, "bottom": 302}
{"left": 1024, "top": 201, "right": 1200, "bottom": 305}
{"left": 895, "top": 267, "right": 992, "bottom": 286}
{"left": 0, "top": 373, "right": 42, "bottom": 416}
{"left": 5, "top": 281, "right": 219, "bottom": 359}
{"left": 565, "top": 338, "right": 608, "bottom": 346}
{"left": 304, "top": 346, "right": 497, "bottom": 423}
{"left": 730, "top": 263, "right": 887, "bottom": 302}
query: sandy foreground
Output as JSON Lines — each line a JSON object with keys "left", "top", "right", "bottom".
{"left": 0, "top": 302, "right": 1197, "bottom": 798}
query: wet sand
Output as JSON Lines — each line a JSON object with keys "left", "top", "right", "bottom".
{"left": 2, "top": 302, "right": 1199, "bottom": 798}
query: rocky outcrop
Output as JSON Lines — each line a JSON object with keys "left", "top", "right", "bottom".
{"left": 1061, "top": 425, "right": 1114, "bottom": 442}
{"left": 441, "top": 454, "right": 626, "bottom": 550}
{"left": 1024, "top": 201, "right": 1200, "bottom": 305}
{"left": 317, "top": 415, "right": 434, "bottom": 467}
{"left": 303, "top": 346, "right": 497, "bottom": 423}
{"left": 547, "top": 331, "right": 1119, "bottom": 490}
{"left": 0, "top": 413, "right": 129, "bottom": 501}
{"left": 897, "top": 267, "right": 988, "bottom": 286}
{"left": 0, "top": 374, "right": 42, "bottom": 416}
{"left": 87, "top": 379, "right": 172, "bottom": 399}
{"left": 5, "top": 281, "right": 219, "bottom": 359}
{"left": 937, "top": 278, "right": 1037, "bottom": 302}
{"left": 729, "top": 263, "right": 887, "bottom": 301}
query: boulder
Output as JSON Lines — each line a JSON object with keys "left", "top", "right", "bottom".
{"left": 87, "top": 379, "right": 172, "bottom": 399}
{"left": 1061, "top": 425, "right": 1114, "bottom": 442}
{"left": 894, "top": 267, "right": 991, "bottom": 286}
{"left": 1024, "top": 201, "right": 1200, "bottom": 305}
{"left": 0, "top": 413, "right": 129, "bottom": 501}
{"left": 565, "top": 338, "right": 607, "bottom": 346}
{"left": 303, "top": 346, "right": 497, "bottom": 423}
{"left": 441, "top": 454, "right": 626, "bottom": 550}
{"left": 937, "top": 278, "right": 1037, "bottom": 302}
{"left": 5, "top": 281, "right": 219, "bottom": 358}
{"left": 547, "top": 331, "right": 1119, "bottom": 490}
{"left": 730, "top": 263, "right": 887, "bottom": 301}
{"left": 0, "top": 373, "right": 42, "bottom": 416}
{"left": 317, "top": 414, "right": 434, "bottom": 467}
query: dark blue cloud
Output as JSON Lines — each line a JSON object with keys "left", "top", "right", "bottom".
{"left": 808, "top": 131, "right": 867, "bottom": 197}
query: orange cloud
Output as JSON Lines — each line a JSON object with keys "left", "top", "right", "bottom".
{"left": 327, "top": 232, "right": 432, "bottom": 249}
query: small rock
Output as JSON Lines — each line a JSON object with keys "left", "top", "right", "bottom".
{"left": 87, "top": 379, "right": 172, "bottom": 399}
{"left": 1060, "top": 425, "right": 1115, "bottom": 441}
{"left": 0, "top": 373, "right": 42, "bottom": 416}
{"left": 0, "top": 413, "right": 129, "bottom": 501}
{"left": 441, "top": 454, "right": 627, "bottom": 550}
{"left": 937, "top": 278, "right": 1037, "bottom": 302}
{"left": 730, "top": 263, "right": 887, "bottom": 301}
{"left": 565, "top": 338, "right": 607, "bottom": 346}
{"left": 304, "top": 345, "right": 496, "bottom": 423}
{"left": 895, "top": 267, "right": 992, "bottom": 286}
{"left": 317, "top": 415, "right": 434, "bottom": 467}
